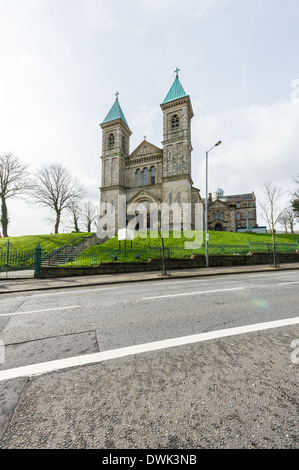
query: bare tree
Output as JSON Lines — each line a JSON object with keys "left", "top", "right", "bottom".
{"left": 291, "top": 175, "right": 299, "bottom": 221}
{"left": 0, "top": 152, "right": 31, "bottom": 237}
{"left": 68, "top": 201, "right": 82, "bottom": 233}
{"left": 278, "top": 207, "right": 296, "bottom": 234}
{"left": 278, "top": 210, "right": 289, "bottom": 234}
{"left": 82, "top": 200, "right": 98, "bottom": 232}
{"left": 30, "top": 163, "right": 84, "bottom": 234}
{"left": 259, "top": 182, "right": 285, "bottom": 267}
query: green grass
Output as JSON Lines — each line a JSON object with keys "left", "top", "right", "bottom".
{"left": 0, "top": 232, "right": 93, "bottom": 253}
{"left": 1, "top": 230, "right": 298, "bottom": 268}
{"left": 99, "top": 230, "right": 299, "bottom": 250}
{"left": 63, "top": 230, "right": 298, "bottom": 266}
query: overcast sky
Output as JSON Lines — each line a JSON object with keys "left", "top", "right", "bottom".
{"left": 0, "top": 0, "right": 298, "bottom": 236}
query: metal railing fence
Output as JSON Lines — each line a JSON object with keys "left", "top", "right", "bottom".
{"left": 0, "top": 240, "right": 297, "bottom": 275}
{"left": 59, "top": 243, "right": 298, "bottom": 267}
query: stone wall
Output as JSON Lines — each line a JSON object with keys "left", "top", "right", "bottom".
{"left": 39, "top": 252, "right": 299, "bottom": 278}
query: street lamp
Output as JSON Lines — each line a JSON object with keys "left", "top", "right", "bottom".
{"left": 205, "top": 141, "right": 222, "bottom": 268}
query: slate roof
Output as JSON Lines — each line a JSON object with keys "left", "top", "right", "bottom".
{"left": 221, "top": 193, "right": 255, "bottom": 202}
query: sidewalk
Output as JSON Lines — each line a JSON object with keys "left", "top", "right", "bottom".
{"left": 0, "top": 263, "right": 299, "bottom": 294}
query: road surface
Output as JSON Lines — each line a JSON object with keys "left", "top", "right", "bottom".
{"left": 0, "top": 270, "right": 298, "bottom": 449}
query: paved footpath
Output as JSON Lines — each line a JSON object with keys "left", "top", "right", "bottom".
{"left": 0, "top": 263, "right": 299, "bottom": 294}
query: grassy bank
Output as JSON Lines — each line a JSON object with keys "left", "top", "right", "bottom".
{"left": 64, "top": 230, "right": 298, "bottom": 266}
{"left": 1, "top": 230, "right": 298, "bottom": 268}
{"left": 0, "top": 232, "right": 93, "bottom": 253}
{"left": 99, "top": 230, "right": 299, "bottom": 250}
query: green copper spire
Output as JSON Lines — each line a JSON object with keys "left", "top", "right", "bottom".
{"left": 102, "top": 92, "right": 130, "bottom": 128}
{"left": 161, "top": 68, "right": 188, "bottom": 105}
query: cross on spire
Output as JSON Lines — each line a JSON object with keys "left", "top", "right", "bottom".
{"left": 174, "top": 67, "right": 180, "bottom": 79}
{"left": 115, "top": 91, "right": 119, "bottom": 101}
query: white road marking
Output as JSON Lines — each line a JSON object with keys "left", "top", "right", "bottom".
{"left": 13, "top": 287, "right": 118, "bottom": 300}
{"left": 153, "top": 278, "right": 226, "bottom": 286}
{"left": 143, "top": 286, "right": 245, "bottom": 300}
{"left": 0, "top": 306, "right": 80, "bottom": 317}
{"left": 248, "top": 272, "right": 299, "bottom": 278}
{"left": 1, "top": 316, "right": 299, "bottom": 382}
{"left": 278, "top": 281, "right": 299, "bottom": 286}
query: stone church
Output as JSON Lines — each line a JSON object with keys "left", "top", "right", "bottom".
{"left": 97, "top": 70, "right": 258, "bottom": 236}
{"left": 98, "top": 70, "right": 201, "bottom": 234}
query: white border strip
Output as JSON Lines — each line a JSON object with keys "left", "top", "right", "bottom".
{"left": 0, "top": 306, "right": 80, "bottom": 317}
{"left": 278, "top": 281, "right": 299, "bottom": 286}
{"left": 143, "top": 286, "right": 244, "bottom": 300}
{"left": 1, "top": 316, "right": 299, "bottom": 382}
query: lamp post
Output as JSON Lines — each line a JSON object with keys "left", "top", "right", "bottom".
{"left": 205, "top": 141, "right": 222, "bottom": 268}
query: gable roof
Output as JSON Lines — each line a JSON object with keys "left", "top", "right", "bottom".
{"left": 129, "top": 139, "right": 162, "bottom": 158}
{"left": 208, "top": 199, "right": 232, "bottom": 209}
{"left": 126, "top": 190, "right": 161, "bottom": 205}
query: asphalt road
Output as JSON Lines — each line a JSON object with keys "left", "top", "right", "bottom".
{"left": 0, "top": 270, "right": 299, "bottom": 449}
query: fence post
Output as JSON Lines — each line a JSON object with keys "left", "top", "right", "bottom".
{"left": 6, "top": 240, "right": 10, "bottom": 276}
{"left": 34, "top": 242, "right": 42, "bottom": 278}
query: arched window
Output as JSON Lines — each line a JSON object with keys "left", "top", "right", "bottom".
{"left": 122, "top": 136, "right": 126, "bottom": 152}
{"left": 216, "top": 211, "right": 219, "bottom": 220}
{"left": 150, "top": 166, "right": 156, "bottom": 184}
{"left": 136, "top": 169, "right": 141, "bottom": 187}
{"left": 171, "top": 115, "right": 179, "bottom": 131}
{"left": 143, "top": 168, "right": 148, "bottom": 185}
{"left": 221, "top": 212, "right": 224, "bottom": 221}
{"left": 177, "top": 192, "right": 181, "bottom": 206}
{"left": 108, "top": 133, "right": 115, "bottom": 148}
{"left": 212, "top": 213, "right": 215, "bottom": 222}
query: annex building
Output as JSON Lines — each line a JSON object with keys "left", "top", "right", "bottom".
{"left": 206, "top": 188, "right": 257, "bottom": 232}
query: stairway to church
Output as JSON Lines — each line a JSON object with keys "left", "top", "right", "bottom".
{"left": 41, "top": 233, "right": 103, "bottom": 266}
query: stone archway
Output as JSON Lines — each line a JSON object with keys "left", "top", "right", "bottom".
{"left": 215, "top": 223, "right": 223, "bottom": 231}
{"left": 127, "top": 198, "right": 157, "bottom": 231}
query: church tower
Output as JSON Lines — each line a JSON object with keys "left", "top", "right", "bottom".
{"left": 99, "top": 93, "right": 132, "bottom": 226}
{"left": 160, "top": 69, "right": 194, "bottom": 215}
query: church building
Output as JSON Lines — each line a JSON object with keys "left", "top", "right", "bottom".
{"left": 98, "top": 70, "right": 201, "bottom": 234}
{"left": 97, "top": 71, "right": 258, "bottom": 237}
{"left": 206, "top": 188, "right": 257, "bottom": 232}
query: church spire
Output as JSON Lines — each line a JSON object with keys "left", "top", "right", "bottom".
{"left": 102, "top": 92, "right": 130, "bottom": 129}
{"left": 161, "top": 68, "right": 188, "bottom": 105}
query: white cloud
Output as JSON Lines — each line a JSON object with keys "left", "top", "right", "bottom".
{"left": 192, "top": 98, "right": 299, "bottom": 229}
{"left": 195, "top": 0, "right": 227, "bottom": 17}
{"left": 130, "top": 105, "right": 162, "bottom": 150}
{"left": 0, "top": 0, "right": 298, "bottom": 236}
{"left": 139, "top": 0, "right": 227, "bottom": 17}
